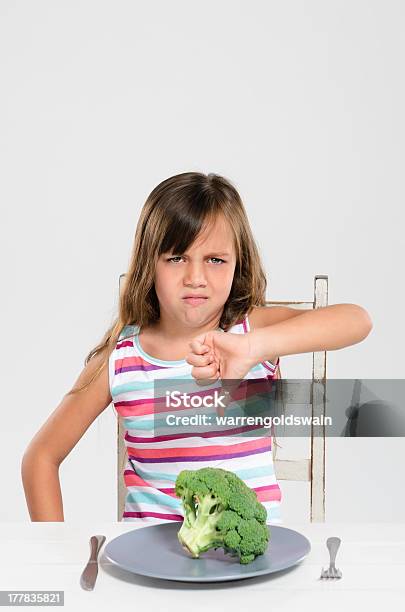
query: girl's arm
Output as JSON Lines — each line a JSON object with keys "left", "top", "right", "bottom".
{"left": 21, "top": 350, "right": 112, "bottom": 521}
{"left": 250, "top": 303, "right": 373, "bottom": 364}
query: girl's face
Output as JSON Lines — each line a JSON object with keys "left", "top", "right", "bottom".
{"left": 154, "top": 215, "right": 237, "bottom": 332}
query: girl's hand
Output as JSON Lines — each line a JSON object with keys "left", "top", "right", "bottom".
{"left": 185, "top": 331, "right": 258, "bottom": 416}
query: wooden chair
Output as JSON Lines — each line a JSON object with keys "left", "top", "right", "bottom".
{"left": 116, "top": 274, "right": 328, "bottom": 522}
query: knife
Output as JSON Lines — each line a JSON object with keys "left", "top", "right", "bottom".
{"left": 80, "top": 535, "right": 106, "bottom": 591}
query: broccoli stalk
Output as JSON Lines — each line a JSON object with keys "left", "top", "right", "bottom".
{"left": 177, "top": 492, "right": 225, "bottom": 558}
{"left": 177, "top": 491, "right": 227, "bottom": 558}
{"left": 175, "top": 467, "right": 270, "bottom": 564}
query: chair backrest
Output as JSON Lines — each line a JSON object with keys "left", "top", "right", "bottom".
{"left": 266, "top": 275, "right": 328, "bottom": 523}
{"left": 116, "top": 274, "right": 328, "bottom": 522}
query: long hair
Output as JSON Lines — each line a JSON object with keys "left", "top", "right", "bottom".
{"left": 67, "top": 171, "right": 271, "bottom": 396}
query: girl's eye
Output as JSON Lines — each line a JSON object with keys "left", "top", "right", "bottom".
{"left": 166, "top": 257, "right": 225, "bottom": 265}
{"left": 210, "top": 258, "right": 225, "bottom": 265}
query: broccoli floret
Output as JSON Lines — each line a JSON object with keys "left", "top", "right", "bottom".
{"left": 175, "top": 467, "right": 270, "bottom": 564}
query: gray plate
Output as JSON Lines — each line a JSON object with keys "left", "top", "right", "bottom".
{"left": 103, "top": 523, "right": 311, "bottom": 582}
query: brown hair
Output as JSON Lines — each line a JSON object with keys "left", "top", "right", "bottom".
{"left": 67, "top": 171, "right": 270, "bottom": 396}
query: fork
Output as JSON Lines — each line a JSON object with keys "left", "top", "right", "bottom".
{"left": 320, "top": 537, "right": 342, "bottom": 579}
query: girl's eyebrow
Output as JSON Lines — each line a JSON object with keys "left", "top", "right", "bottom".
{"left": 163, "top": 250, "right": 232, "bottom": 257}
{"left": 182, "top": 251, "right": 231, "bottom": 257}
{"left": 204, "top": 251, "right": 231, "bottom": 257}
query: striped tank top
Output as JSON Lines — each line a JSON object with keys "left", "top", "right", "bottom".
{"left": 108, "top": 313, "right": 283, "bottom": 525}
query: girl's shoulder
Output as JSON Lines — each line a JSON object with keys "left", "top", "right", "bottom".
{"left": 117, "top": 324, "right": 139, "bottom": 342}
{"left": 225, "top": 313, "right": 249, "bottom": 334}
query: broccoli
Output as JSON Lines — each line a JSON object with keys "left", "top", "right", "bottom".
{"left": 174, "top": 467, "right": 270, "bottom": 564}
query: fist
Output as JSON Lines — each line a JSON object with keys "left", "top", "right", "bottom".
{"left": 185, "top": 330, "right": 256, "bottom": 416}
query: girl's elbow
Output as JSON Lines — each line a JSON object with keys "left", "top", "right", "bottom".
{"left": 354, "top": 305, "right": 373, "bottom": 339}
{"left": 360, "top": 307, "right": 373, "bottom": 335}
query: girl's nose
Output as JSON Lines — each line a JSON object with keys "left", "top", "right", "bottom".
{"left": 183, "top": 263, "right": 207, "bottom": 287}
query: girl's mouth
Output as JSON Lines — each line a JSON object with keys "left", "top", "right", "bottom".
{"left": 182, "top": 297, "right": 208, "bottom": 306}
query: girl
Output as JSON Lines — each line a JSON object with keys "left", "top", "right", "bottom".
{"left": 21, "top": 172, "right": 373, "bottom": 523}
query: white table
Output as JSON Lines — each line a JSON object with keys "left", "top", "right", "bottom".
{"left": 0, "top": 522, "right": 403, "bottom": 611}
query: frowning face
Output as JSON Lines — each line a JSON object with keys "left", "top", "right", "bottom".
{"left": 154, "top": 215, "right": 237, "bottom": 332}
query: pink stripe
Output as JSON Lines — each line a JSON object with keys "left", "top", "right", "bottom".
{"left": 122, "top": 476, "right": 281, "bottom": 502}
{"left": 254, "top": 484, "right": 280, "bottom": 492}
{"left": 242, "top": 314, "right": 249, "bottom": 333}
{"left": 115, "top": 398, "right": 157, "bottom": 418}
{"left": 262, "top": 357, "right": 280, "bottom": 373}
{"left": 256, "top": 487, "right": 282, "bottom": 503}
{"left": 124, "top": 472, "right": 153, "bottom": 488}
{"left": 117, "top": 355, "right": 155, "bottom": 366}
{"left": 125, "top": 424, "right": 267, "bottom": 444}
{"left": 155, "top": 488, "right": 181, "bottom": 496}
{"left": 127, "top": 444, "right": 271, "bottom": 463}
{"left": 115, "top": 355, "right": 166, "bottom": 374}
{"left": 116, "top": 340, "right": 133, "bottom": 349}
{"left": 126, "top": 436, "right": 270, "bottom": 460}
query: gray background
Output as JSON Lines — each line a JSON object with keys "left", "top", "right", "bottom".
{"left": 1, "top": 0, "right": 403, "bottom": 522}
